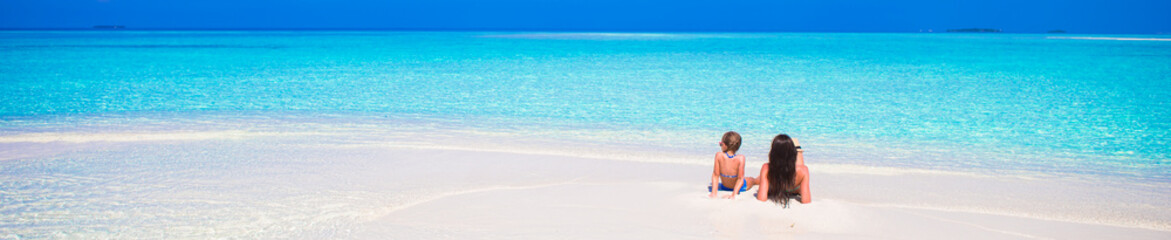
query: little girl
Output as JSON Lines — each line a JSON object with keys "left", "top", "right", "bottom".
{"left": 709, "top": 131, "right": 749, "bottom": 199}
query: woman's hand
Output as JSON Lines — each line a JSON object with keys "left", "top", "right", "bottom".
{"left": 722, "top": 194, "right": 736, "bottom": 199}
{"left": 709, "top": 191, "right": 718, "bottom": 198}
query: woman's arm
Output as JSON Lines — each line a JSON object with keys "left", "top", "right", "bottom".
{"left": 798, "top": 166, "right": 812, "bottom": 204}
{"left": 756, "top": 163, "right": 769, "bottom": 202}
{"left": 793, "top": 138, "right": 810, "bottom": 203}
{"left": 794, "top": 138, "right": 805, "bottom": 167}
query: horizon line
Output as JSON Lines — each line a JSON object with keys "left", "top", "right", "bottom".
{"left": 0, "top": 27, "right": 1166, "bottom": 35}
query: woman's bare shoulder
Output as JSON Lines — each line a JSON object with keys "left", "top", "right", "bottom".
{"left": 795, "top": 165, "right": 810, "bottom": 178}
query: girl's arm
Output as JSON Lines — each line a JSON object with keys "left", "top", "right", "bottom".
{"left": 709, "top": 154, "right": 721, "bottom": 198}
{"left": 727, "top": 156, "right": 746, "bottom": 198}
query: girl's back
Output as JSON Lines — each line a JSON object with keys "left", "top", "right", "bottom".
{"left": 710, "top": 131, "right": 747, "bottom": 198}
{"left": 715, "top": 152, "right": 744, "bottom": 187}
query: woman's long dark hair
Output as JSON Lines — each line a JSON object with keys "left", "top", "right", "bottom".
{"left": 766, "top": 134, "right": 798, "bottom": 207}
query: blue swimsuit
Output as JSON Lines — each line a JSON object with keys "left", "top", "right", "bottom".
{"left": 709, "top": 180, "right": 749, "bottom": 192}
{"left": 710, "top": 153, "right": 748, "bottom": 192}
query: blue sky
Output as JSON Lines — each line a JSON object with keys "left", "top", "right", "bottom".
{"left": 1, "top": 0, "right": 1168, "bottom": 33}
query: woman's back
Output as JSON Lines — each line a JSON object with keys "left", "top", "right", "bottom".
{"left": 755, "top": 135, "right": 812, "bottom": 205}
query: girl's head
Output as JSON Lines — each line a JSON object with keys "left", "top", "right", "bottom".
{"left": 720, "top": 131, "right": 741, "bottom": 153}
{"left": 766, "top": 134, "right": 798, "bottom": 207}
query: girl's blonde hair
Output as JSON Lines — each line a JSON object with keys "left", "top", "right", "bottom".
{"left": 722, "top": 131, "right": 741, "bottom": 153}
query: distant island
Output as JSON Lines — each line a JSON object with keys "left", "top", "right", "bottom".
{"left": 93, "top": 25, "right": 126, "bottom": 29}
{"left": 1047, "top": 30, "right": 1067, "bottom": 33}
{"left": 947, "top": 28, "right": 1001, "bottom": 33}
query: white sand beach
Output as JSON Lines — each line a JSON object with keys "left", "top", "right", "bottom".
{"left": 346, "top": 147, "right": 1171, "bottom": 239}
{"left": 2, "top": 121, "right": 1168, "bottom": 239}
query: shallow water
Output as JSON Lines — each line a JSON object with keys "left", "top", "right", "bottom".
{"left": 1, "top": 31, "right": 1169, "bottom": 238}
{"left": 2, "top": 31, "right": 1168, "bottom": 180}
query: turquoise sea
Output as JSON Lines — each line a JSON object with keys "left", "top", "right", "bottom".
{"left": 2, "top": 31, "right": 1171, "bottom": 238}
{"left": 2, "top": 31, "right": 1167, "bottom": 180}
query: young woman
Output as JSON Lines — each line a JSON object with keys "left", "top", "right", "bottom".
{"left": 752, "top": 134, "right": 811, "bottom": 206}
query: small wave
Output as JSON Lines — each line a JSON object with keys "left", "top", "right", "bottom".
{"left": 0, "top": 130, "right": 316, "bottom": 143}
{"left": 5, "top": 44, "right": 287, "bottom": 49}
{"left": 337, "top": 141, "right": 705, "bottom": 166}
{"left": 1047, "top": 36, "right": 1171, "bottom": 41}
{"left": 365, "top": 180, "right": 580, "bottom": 221}
{"left": 479, "top": 32, "right": 687, "bottom": 40}
{"left": 811, "top": 164, "right": 992, "bottom": 178}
